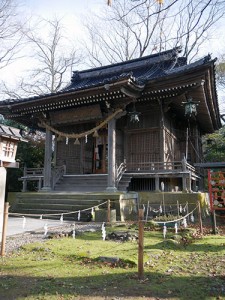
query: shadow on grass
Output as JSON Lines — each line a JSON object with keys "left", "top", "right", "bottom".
{"left": 0, "top": 271, "right": 224, "bottom": 300}
{"left": 145, "top": 238, "right": 225, "bottom": 253}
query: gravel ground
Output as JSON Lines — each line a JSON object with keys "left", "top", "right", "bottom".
{"left": 3, "top": 222, "right": 102, "bottom": 255}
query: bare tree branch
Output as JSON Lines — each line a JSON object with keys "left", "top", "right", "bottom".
{"left": 2, "top": 17, "right": 83, "bottom": 98}
{"left": 82, "top": 0, "right": 225, "bottom": 66}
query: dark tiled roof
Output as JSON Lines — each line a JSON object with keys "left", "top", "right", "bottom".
{"left": 0, "top": 47, "right": 215, "bottom": 105}
{"left": 0, "top": 124, "right": 26, "bottom": 141}
{"left": 63, "top": 47, "right": 183, "bottom": 91}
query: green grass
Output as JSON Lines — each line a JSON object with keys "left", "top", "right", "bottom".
{"left": 1, "top": 225, "right": 225, "bottom": 300}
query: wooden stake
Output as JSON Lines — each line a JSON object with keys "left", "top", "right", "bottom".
{"left": 211, "top": 210, "right": 217, "bottom": 234}
{"left": 107, "top": 199, "right": 111, "bottom": 223}
{"left": 1, "top": 202, "right": 9, "bottom": 257}
{"left": 138, "top": 209, "right": 144, "bottom": 280}
{"left": 198, "top": 201, "right": 203, "bottom": 234}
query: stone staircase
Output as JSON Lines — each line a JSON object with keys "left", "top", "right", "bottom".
{"left": 10, "top": 192, "right": 123, "bottom": 221}
{"left": 54, "top": 174, "right": 108, "bottom": 192}
{"left": 10, "top": 174, "right": 134, "bottom": 221}
{"left": 54, "top": 173, "right": 133, "bottom": 192}
{"left": 117, "top": 173, "right": 133, "bottom": 191}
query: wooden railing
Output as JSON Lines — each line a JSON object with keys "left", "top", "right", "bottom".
{"left": 20, "top": 167, "right": 44, "bottom": 192}
{"left": 20, "top": 165, "right": 66, "bottom": 192}
{"left": 51, "top": 165, "right": 66, "bottom": 189}
{"left": 125, "top": 159, "right": 196, "bottom": 174}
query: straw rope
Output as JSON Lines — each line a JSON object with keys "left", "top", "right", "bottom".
{"left": 38, "top": 108, "right": 123, "bottom": 139}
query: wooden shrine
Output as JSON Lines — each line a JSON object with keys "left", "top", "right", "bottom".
{"left": 0, "top": 48, "right": 221, "bottom": 193}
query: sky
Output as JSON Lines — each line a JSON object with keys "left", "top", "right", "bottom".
{"left": 0, "top": 0, "right": 104, "bottom": 86}
{"left": 1, "top": 0, "right": 225, "bottom": 112}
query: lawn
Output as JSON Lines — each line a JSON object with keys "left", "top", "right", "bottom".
{"left": 0, "top": 223, "right": 225, "bottom": 300}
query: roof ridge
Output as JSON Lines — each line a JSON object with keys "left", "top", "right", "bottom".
{"left": 71, "top": 47, "right": 182, "bottom": 81}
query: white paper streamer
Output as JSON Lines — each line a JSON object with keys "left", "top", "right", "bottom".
{"left": 163, "top": 223, "right": 167, "bottom": 239}
{"left": 85, "top": 135, "right": 88, "bottom": 143}
{"left": 40, "top": 215, "right": 43, "bottom": 220}
{"left": 102, "top": 222, "right": 106, "bottom": 241}
{"left": 159, "top": 205, "right": 162, "bottom": 214}
{"left": 174, "top": 222, "right": 178, "bottom": 234}
{"left": 190, "top": 214, "right": 195, "bottom": 223}
{"left": 22, "top": 216, "right": 26, "bottom": 229}
{"left": 60, "top": 214, "right": 63, "bottom": 224}
{"left": 44, "top": 223, "right": 48, "bottom": 236}
{"left": 78, "top": 210, "right": 81, "bottom": 221}
{"left": 91, "top": 207, "right": 94, "bottom": 217}
{"left": 72, "top": 223, "right": 76, "bottom": 239}
{"left": 179, "top": 205, "right": 183, "bottom": 213}
{"left": 66, "top": 137, "right": 69, "bottom": 145}
{"left": 183, "top": 218, "right": 187, "bottom": 228}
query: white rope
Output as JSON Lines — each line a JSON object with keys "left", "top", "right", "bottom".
{"left": 148, "top": 205, "right": 198, "bottom": 225}
{"left": 9, "top": 200, "right": 108, "bottom": 218}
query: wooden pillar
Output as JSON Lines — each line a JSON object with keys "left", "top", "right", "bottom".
{"left": 42, "top": 128, "right": 53, "bottom": 191}
{"left": 22, "top": 165, "right": 27, "bottom": 192}
{"left": 159, "top": 101, "right": 165, "bottom": 166}
{"left": 211, "top": 210, "right": 217, "bottom": 234}
{"left": 107, "top": 118, "right": 117, "bottom": 192}
{"left": 53, "top": 135, "right": 57, "bottom": 167}
{"left": 138, "top": 209, "right": 144, "bottom": 280}
{"left": 194, "top": 125, "right": 200, "bottom": 163}
{"left": 198, "top": 201, "right": 203, "bottom": 234}
{"left": 1, "top": 202, "right": 9, "bottom": 256}
{"left": 182, "top": 158, "right": 187, "bottom": 192}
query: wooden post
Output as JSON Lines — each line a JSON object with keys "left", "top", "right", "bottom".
{"left": 211, "top": 210, "right": 217, "bottom": 234}
{"left": 198, "top": 201, "right": 203, "bottom": 234}
{"left": 42, "top": 128, "right": 53, "bottom": 191}
{"left": 107, "top": 118, "right": 117, "bottom": 192}
{"left": 1, "top": 202, "right": 9, "bottom": 256}
{"left": 138, "top": 209, "right": 144, "bottom": 280}
{"left": 107, "top": 200, "right": 111, "bottom": 223}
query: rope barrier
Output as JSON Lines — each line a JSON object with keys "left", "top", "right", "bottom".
{"left": 9, "top": 200, "right": 108, "bottom": 218}
{"left": 146, "top": 205, "right": 198, "bottom": 224}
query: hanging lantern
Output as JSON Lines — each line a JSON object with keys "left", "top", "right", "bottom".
{"left": 157, "top": 0, "right": 164, "bottom": 4}
{"left": 128, "top": 102, "right": 141, "bottom": 123}
{"left": 182, "top": 97, "right": 199, "bottom": 118}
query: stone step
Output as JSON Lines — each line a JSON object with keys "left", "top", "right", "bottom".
{"left": 54, "top": 174, "right": 108, "bottom": 192}
{"left": 11, "top": 192, "right": 123, "bottom": 221}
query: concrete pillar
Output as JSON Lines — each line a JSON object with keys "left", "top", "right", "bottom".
{"left": 182, "top": 174, "right": 187, "bottom": 192}
{"left": 0, "top": 167, "right": 7, "bottom": 242}
{"left": 107, "top": 118, "right": 117, "bottom": 192}
{"left": 42, "top": 129, "right": 52, "bottom": 191}
{"left": 187, "top": 173, "right": 192, "bottom": 192}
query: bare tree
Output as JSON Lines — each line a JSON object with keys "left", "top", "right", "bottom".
{"left": 82, "top": 0, "right": 225, "bottom": 66}
{"left": 0, "top": 0, "right": 24, "bottom": 69}
{"left": 216, "top": 56, "right": 225, "bottom": 89}
{"left": 3, "top": 17, "right": 82, "bottom": 98}
{"left": 22, "top": 18, "right": 82, "bottom": 96}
